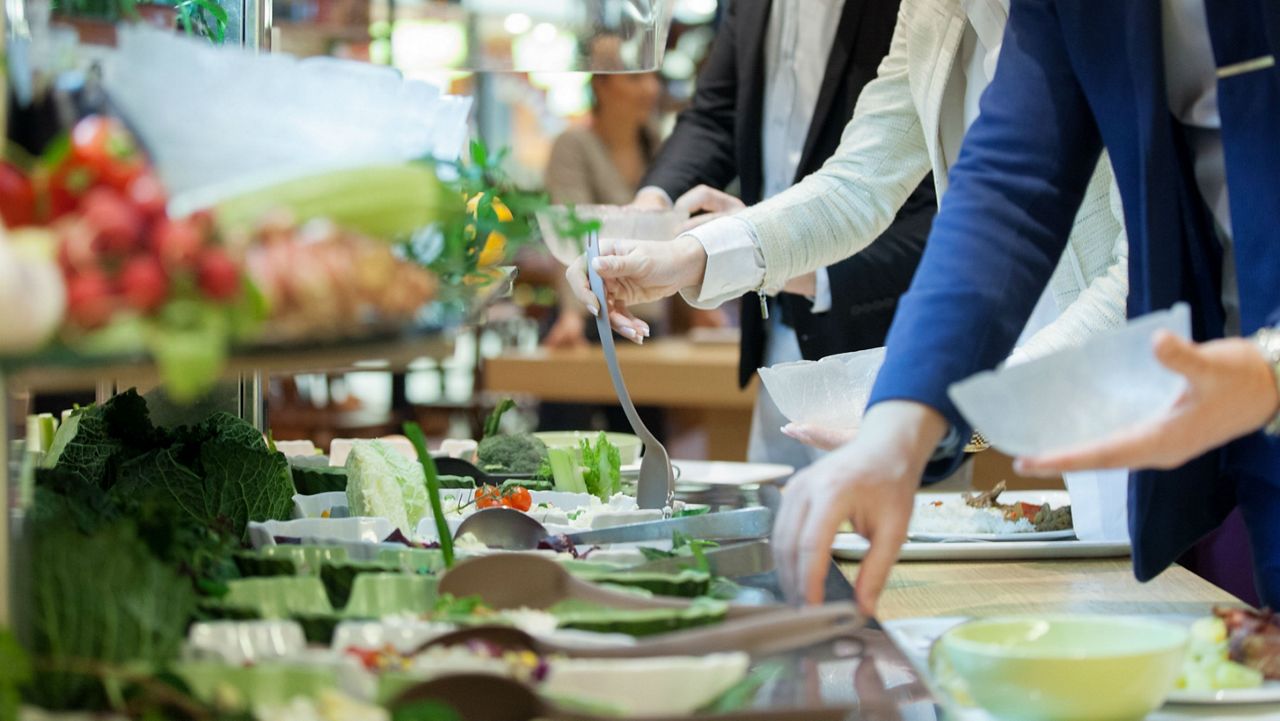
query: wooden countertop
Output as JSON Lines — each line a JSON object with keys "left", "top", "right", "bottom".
{"left": 838, "top": 558, "right": 1239, "bottom": 620}
{"left": 483, "top": 338, "right": 756, "bottom": 409}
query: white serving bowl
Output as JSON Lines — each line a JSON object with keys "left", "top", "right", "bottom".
{"left": 948, "top": 304, "right": 1191, "bottom": 457}
{"left": 536, "top": 205, "right": 689, "bottom": 265}
{"left": 248, "top": 517, "right": 395, "bottom": 549}
{"left": 757, "top": 346, "right": 886, "bottom": 430}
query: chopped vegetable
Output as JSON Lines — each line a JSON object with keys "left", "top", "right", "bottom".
{"left": 1177, "top": 616, "right": 1265, "bottom": 691}
{"left": 548, "top": 446, "right": 588, "bottom": 494}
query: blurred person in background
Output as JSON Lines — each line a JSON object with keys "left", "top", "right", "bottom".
{"left": 538, "top": 40, "right": 666, "bottom": 432}
{"left": 630, "top": 0, "right": 936, "bottom": 469}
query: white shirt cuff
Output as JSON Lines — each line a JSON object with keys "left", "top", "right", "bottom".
{"left": 809, "top": 267, "right": 832, "bottom": 314}
{"left": 677, "top": 216, "right": 764, "bottom": 309}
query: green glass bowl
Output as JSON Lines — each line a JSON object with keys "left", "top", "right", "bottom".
{"left": 931, "top": 615, "right": 1188, "bottom": 721}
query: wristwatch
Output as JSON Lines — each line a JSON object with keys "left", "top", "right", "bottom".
{"left": 1251, "top": 327, "right": 1280, "bottom": 436}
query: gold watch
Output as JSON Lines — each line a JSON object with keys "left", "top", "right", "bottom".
{"left": 1252, "top": 327, "right": 1280, "bottom": 436}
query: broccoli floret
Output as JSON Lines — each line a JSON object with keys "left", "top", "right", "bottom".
{"left": 476, "top": 434, "right": 548, "bottom": 474}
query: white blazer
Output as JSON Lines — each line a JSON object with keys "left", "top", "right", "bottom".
{"left": 737, "top": 0, "right": 1129, "bottom": 361}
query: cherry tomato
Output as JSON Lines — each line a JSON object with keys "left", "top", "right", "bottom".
{"left": 501, "top": 486, "right": 532, "bottom": 512}
{"left": 0, "top": 162, "right": 35, "bottom": 228}
{"left": 476, "top": 486, "right": 503, "bottom": 509}
{"left": 70, "top": 115, "right": 145, "bottom": 191}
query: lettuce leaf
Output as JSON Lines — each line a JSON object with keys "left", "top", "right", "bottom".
{"left": 579, "top": 432, "right": 622, "bottom": 501}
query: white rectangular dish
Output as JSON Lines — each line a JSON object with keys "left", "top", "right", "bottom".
{"left": 831, "top": 534, "right": 1131, "bottom": 561}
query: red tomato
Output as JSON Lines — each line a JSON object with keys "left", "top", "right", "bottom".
{"left": 80, "top": 187, "right": 144, "bottom": 254}
{"left": 70, "top": 116, "right": 145, "bottom": 191}
{"left": 150, "top": 217, "right": 204, "bottom": 268}
{"left": 1019, "top": 502, "right": 1043, "bottom": 520}
{"left": 120, "top": 255, "right": 170, "bottom": 312}
{"left": 501, "top": 486, "right": 532, "bottom": 512}
{"left": 125, "top": 172, "right": 168, "bottom": 218}
{"left": 65, "top": 271, "right": 117, "bottom": 329}
{"left": 476, "top": 486, "right": 503, "bottom": 510}
{"left": 196, "top": 248, "right": 241, "bottom": 301}
{"left": 0, "top": 162, "right": 35, "bottom": 228}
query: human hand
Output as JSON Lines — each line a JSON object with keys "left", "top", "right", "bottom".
{"left": 773, "top": 401, "right": 948, "bottom": 612}
{"left": 781, "top": 422, "right": 857, "bottom": 451}
{"left": 674, "top": 185, "right": 746, "bottom": 232}
{"left": 783, "top": 272, "right": 817, "bottom": 297}
{"left": 564, "top": 235, "right": 707, "bottom": 342}
{"left": 543, "top": 312, "right": 589, "bottom": 349}
{"left": 1015, "top": 330, "right": 1280, "bottom": 474}
{"left": 631, "top": 187, "right": 674, "bottom": 211}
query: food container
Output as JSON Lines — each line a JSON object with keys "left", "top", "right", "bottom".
{"left": 535, "top": 206, "right": 689, "bottom": 265}
{"left": 930, "top": 615, "right": 1187, "bottom": 721}
{"left": 757, "top": 347, "right": 886, "bottom": 431}
{"left": 533, "top": 431, "right": 644, "bottom": 465}
{"left": 948, "top": 303, "right": 1191, "bottom": 457}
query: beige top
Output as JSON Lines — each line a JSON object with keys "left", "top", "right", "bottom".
{"left": 544, "top": 126, "right": 656, "bottom": 206}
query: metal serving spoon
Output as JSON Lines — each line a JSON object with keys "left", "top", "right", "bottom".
{"left": 586, "top": 230, "right": 675, "bottom": 510}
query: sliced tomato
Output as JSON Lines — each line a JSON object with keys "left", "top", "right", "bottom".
{"left": 1019, "top": 502, "right": 1043, "bottom": 520}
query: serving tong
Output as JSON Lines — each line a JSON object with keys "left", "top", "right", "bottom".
{"left": 586, "top": 230, "right": 675, "bottom": 510}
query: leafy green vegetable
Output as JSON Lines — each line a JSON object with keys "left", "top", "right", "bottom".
{"left": 549, "top": 598, "right": 727, "bottom": 636}
{"left": 482, "top": 397, "right": 516, "bottom": 440}
{"left": 476, "top": 433, "right": 547, "bottom": 474}
{"left": 405, "top": 421, "right": 455, "bottom": 568}
{"left": 548, "top": 446, "right": 587, "bottom": 494}
{"left": 0, "top": 629, "right": 32, "bottom": 721}
{"left": 579, "top": 432, "right": 622, "bottom": 501}
{"left": 392, "top": 699, "right": 465, "bottom": 721}
{"left": 40, "top": 391, "right": 294, "bottom": 541}
{"left": 111, "top": 411, "right": 294, "bottom": 539}
{"left": 27, "top": 522, "right": 198, "bottom": 710}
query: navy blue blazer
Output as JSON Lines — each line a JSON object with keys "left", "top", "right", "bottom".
{"left": 868, "top": 0, "right": 1280, "bottom": 603}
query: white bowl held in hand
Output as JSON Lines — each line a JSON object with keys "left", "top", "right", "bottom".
{"left": 948, "top": 303, "right": 1191, "bottom": 458}
{"left": 536, "top": 205, "right": 690, "bottom": 265}
{"left": 757, "top": 347, "right": 886, "bottom": 430}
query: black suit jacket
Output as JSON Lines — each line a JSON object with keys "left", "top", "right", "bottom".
{"left": 642, "top": 0, "right": 936, "bottom": 387}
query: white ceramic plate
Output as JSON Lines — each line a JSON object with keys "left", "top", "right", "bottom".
{"left": 906, "top": 490, "right": 1074, "bottom": 542}
{"left": 831, "top": 534, "right": 1130, "bottom": 561}
{"left": 1165, "top": 683, "right": 1280, "bottom": 705}
{"left": 908, "top": 529, "right": 1077, "bottom": 543}
{"left": 672, "top": 459, "right": 794, "bottom": 486}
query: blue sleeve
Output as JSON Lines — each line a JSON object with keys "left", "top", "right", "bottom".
{"left": 867, "top": 0, "right": 1105, "bottom": 434}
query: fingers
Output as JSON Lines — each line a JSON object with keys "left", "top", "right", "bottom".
{"left": 1013, "top": 421, "right": 1167, "bottom": 474}
{"left": 781, "top": 423, "right": 856, "bottom": 451}
{"left": 771, "top": 478, "right": 812, "bottom": 605}
{"left": 853, "top": 517, "right": 907, "bottom": 618}
{"left": 674, "top": 185, "right": 747, "bottom": 218}
{"left": 565, "top": 258, "right": 600, "bottom": 316}
{"left": 798, "top": 498, "right": 845, "bottom": 605}
{"left": 608, "top": 307, "right": 646, "bottom": 343}
{"left": 1152, "top": 330, "right": 1205, "bottom": 378}
{"left": 591, "top": 253, "right": 648, "bottom": 280}
{"left": 678, "top": 211, "right": 728, "bottom": 233}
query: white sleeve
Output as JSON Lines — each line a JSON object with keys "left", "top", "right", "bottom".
{"left": 736, "top": 4, "right": 934, "bottom": 289}
{"left": 810, "top": 267, "right": 832, "bottom": 313}
{"left": 677, "top": 217, "right": 764, "bottom": 309}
